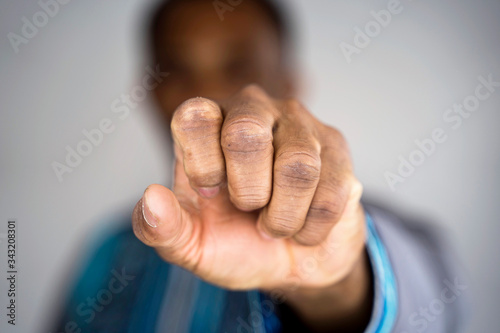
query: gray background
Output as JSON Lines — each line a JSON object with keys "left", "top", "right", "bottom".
{"left": 1, "top": 0, "right": 499, "bottom": 332}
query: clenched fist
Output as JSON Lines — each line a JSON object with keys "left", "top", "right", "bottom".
{"left": 132, "top": 85, "right": 371, "bottom": 329}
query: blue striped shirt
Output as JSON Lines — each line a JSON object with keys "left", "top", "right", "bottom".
{"left": 53, "top": 212, "right": 398, "bottom": 333}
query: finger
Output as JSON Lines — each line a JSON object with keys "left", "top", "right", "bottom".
{"left": 171, "top": 97, "right": 225, "bottom": 198}
{"left": 172, "top": 144, "right": 236, "bottom": 216}
{"left": 258, "top": 100, "right": 321, "bottom": 238}
{"left": 294, "top": 127, "right": 357, "bottom": 245}
{"left": 132, "top": 184, "right": 201, "bottom": 271}
{"left": 221, "top": 85, "right": 277, "bottom": 211}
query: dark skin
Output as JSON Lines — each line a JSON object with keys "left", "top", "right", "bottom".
{"left": 132, "top": 1, "right": 373, "bottom": 331}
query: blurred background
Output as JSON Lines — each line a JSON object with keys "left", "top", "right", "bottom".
{"left": 0, "top": 0, "right": 499, "bottom": 332}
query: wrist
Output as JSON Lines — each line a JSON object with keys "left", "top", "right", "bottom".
{"left": 279, "top": 248, "right": 374, "bottom": 332}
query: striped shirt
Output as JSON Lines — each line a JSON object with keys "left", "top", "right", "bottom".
{"left": 52, "top": 203, "right": 467, "bottom": 332}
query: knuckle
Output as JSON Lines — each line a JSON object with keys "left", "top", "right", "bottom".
{"left": 182, "top": 148, "right": 225, "bottom": 188}
{"left": 322, "top": 123, "right": 342, "bottom": 137}
{"left": 283, "top": 98, "right": 305, "bottom": 112}
{"left": 307, "top": 199, "right": 343, "bottom": 222}
{"left": 239, "top": 83, "right": 266, "bottom": 97}
{"left": 307, "top": 178, "right": 351, "bottom": 223}
{"left": 281, "top": 98, "right": 312, "bottom": 120}
{"left": 322, "top": 125, "right": 348, "bottom": 149}
{"left": 171, "top": 97, "right": 222, "bottom": 136}
{"left": 187, "top": 168, "right": 225, "bottom": 188}
{"left": 183, "top": 149, "right": 226, "bottom": 187}
{"left": 275, "top": 150, "right": 321, "bottom": 186}
{"left": 265, "top": 215, "right": 302, "bottom": 237}
{"left": 222, "top": 117, "right": 272, "bottom": 154}
{"left": 229, "top": 186, "right": 270, "bottom": 210}
{"left": 294, "top": 230, "right": 325, "bottom": 246}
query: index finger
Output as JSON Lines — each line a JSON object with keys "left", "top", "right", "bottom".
{"left": 171, "top": 97, "right": 226, "bottom": 197}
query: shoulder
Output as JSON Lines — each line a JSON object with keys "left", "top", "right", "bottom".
{"left": 362, "top": 199, "right": 470, "bottom": 333}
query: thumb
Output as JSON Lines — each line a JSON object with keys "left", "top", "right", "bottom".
{"left": 132, "top": 184, "right": 201, "bottom": 270}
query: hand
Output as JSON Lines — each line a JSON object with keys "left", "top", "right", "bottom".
{"left": 132, "top": 85, "right": 371, "bottom": 330}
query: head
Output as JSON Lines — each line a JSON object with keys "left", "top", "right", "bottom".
{"left": 147, "top": 0, "right": 296, "bottom": 124}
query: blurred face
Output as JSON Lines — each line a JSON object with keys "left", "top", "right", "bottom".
{"left": 152, "top": 0, "right": 291, "bottom": 122}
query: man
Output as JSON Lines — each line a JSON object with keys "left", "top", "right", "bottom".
{"left": 53, "top": 0, "right": 467, "bottom": 332}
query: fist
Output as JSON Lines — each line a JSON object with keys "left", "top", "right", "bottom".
{"left": 132, "top": 85, "right": 366, "bottom": 291}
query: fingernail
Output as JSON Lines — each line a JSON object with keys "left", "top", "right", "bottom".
{"left": 198, "top": 186, "right": 219, "bottom": 198}
{"left": 142, "top": 193, "right": 158, "bottom": 228}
